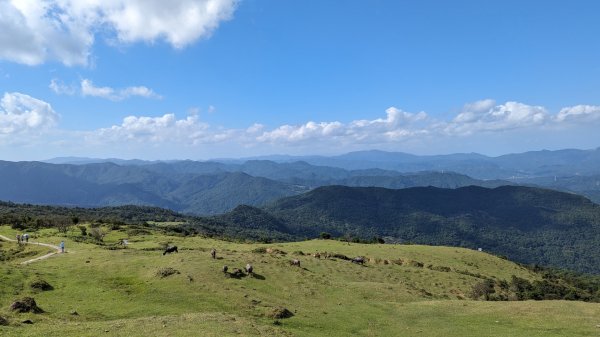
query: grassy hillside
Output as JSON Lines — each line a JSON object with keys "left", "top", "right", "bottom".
{"left": 1, "top": 225, "right": 600, "bottom": 336}
{"left": 257, "top": 185, "right": 600, "bottom": 274}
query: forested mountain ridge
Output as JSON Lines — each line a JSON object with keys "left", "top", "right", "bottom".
{"left": 0, "top": 160, "right": 508, "bottom": 214}
{"left": 205, "top": 185, "right": 600, "bottom": 274}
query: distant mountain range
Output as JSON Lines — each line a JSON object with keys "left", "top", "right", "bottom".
{"left": 234, "top": 148, "right": 600, "bottom": 179}
{"left": 44, "top": 147, "right": 600, "bottom": 203}
{"left": 1, "top": 159, "right": 508, "bottom": 215}
{"left": 46, "top": 147, "right": 600, "bottom": 180}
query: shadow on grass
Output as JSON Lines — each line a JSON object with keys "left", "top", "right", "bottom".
{"left": 250, "top": 273, "right": 266, "bottom": 280}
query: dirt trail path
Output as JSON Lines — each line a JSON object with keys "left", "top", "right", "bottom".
{"left": 0, "top": 234, "right": 63, "bottom": 265}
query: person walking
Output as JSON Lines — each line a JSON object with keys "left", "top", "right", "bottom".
{"left": 59, "top": 241, "right": 65, "bottom": 253}
{"left": 16, "top": 234, "right": 21, "bottom": 245}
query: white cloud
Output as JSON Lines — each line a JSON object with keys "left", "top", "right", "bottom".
{"left": 96, "top": 0, "right": 238, "bottom": 48}
{"left": 257, "top": 107, "right": 429, "bottom": 144}
{"left": 80, "top": 79, "right": 162, "bottom": 101}
{"left": 444, "top": 100, "right": 548, "bottom": 135}
{"left": 0, "top": 0, "right": 238, "bottom": 66}
{"left": 555, "top": 105, "right": 600, "bottom": 122}
{"left": 89, "top": 113, "right": 220, "bottom": 145}
{"left": 0, "top": 0, "right": 94, "bottom": 66}
{"left": 49, "top": 79, "right": 77, "bottom": 95}
{"left": 0, "top": 92, "right": 59, "bottom": 136}
{"left": 2, "top": 93, "right": 600, "bottom": 159}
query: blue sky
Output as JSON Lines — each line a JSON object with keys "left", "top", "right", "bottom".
{"left": 0, "top": 0, "right": 599, "bottom": 160}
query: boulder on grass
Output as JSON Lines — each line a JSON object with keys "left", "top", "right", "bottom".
{"left": 10, "top": 297, "right": 44, "bottom": 313}
{"left": 30, "top": 279, "right": 53, "bottom": 291}
{"left": 269, "top": 306, "right": 294, "bottom": 319}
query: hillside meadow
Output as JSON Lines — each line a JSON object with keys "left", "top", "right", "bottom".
{"left": 1, "top": 225, "right": 600, "bottom": 336}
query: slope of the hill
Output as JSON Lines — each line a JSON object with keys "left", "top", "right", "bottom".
{"left": 1, "top": 224, "right": 600, "bottom": 336}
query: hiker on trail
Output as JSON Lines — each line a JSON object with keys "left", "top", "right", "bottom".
{"left": 16, "top": 234, "right": 21, "bottom": 244}
{"left": 59, "top": 241, "right": 65, "bottom": 253}
{"left": 23, "top": 233, "right": 29, "bottom": 243}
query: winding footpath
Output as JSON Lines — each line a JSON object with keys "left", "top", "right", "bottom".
{"left": 0, "top": 234, "right": 63, "bottom": 265}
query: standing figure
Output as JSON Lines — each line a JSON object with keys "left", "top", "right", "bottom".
{"left": 59, "top": 241, "right": 65, "bottom": 253}
{"left": 16, "top": 234, "right": 21, "bottom": 245}
{"left": 23, "top": 233, "right": 29, "bottom": 243}
{"left": 210, "top": 248, "right": 216, "bottom": 259}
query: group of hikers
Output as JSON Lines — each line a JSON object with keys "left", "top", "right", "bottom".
{"left": 15, "top": 233, "right": 65, "bottom": 253}
{"left": 15, "top": 233, "right": 30, "bottom": 244}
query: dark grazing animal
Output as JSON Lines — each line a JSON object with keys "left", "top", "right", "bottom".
{"left": 351, "top": 256, "right": 366, "bottom": 265}
{"left": 231, "top": 268, "right": 245, "bottom": 278}
{"left": 290, "top": 259, "right": 301, "bottom": 267}
{"left": 163, "top": 246, "right": 178, "bottom": 255}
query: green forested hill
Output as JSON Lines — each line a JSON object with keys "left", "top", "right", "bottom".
{"left": 2, "top": 183, "right": 600, "bottom": 274}
{"left": 208, "top": 185, "right": 600, "bottom": 274}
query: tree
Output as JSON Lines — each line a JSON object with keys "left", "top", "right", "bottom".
{"left": 55, "top": 219, "right": 73, "bottom": 234}
{"left": 320, "top": 232, "right": 332, "bottom": 240}
{"left": 471, "top": 279, "right": 496, "bottom": 300}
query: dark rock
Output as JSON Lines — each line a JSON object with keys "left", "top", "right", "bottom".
{"left": 269, "top": 306, "right": 294, "bottom": 319}
{"left": 0, "top": 316, "right": 8, "bottom": 326}
{"left": 30, "top": 279, "right": 53, "bottom": 291}
{"left": 10, "top": 297, "right": 44, "bottom": 313}
{"left": 156, "top": 267, "right": 180, "bottom": 278}
{"left": 22, "top": 319, "right": 34, "bottom": 324}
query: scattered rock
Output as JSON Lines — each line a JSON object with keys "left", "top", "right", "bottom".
{"left": 155, "top": 267, "right": 180, "bottom": 278}
{"left": 251, "top": 247, "right": 267, "bottom": 254}
{"left": 0, "top": 316, "right": 8, "bottom": 326}
{"left": 269, "top": 306, "right": 294, "bottom": 319}
{"left": 10, "top": 297, "right": 44, "bottom": 313}
{"left": 266, "top": 248, "right": 287, "bottom": 255}
{"left": 70, "top": 310, "right": 79, "bottom": 316}
{"left": 22, "top": 319, "right": 33, "bottom": 324}
{"left": 30, "top": 279, "right": 53, "bottom": 291}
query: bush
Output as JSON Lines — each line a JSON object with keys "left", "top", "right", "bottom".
{"left": 89, "top": 227, "right": 106, "bottom": 242}
{"left": 78, "top": 225, "right": 87, "bottom": 237}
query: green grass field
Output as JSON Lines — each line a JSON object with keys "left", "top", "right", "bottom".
{"left": 1, "top": 224, "right": 599, "bottom": 336}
